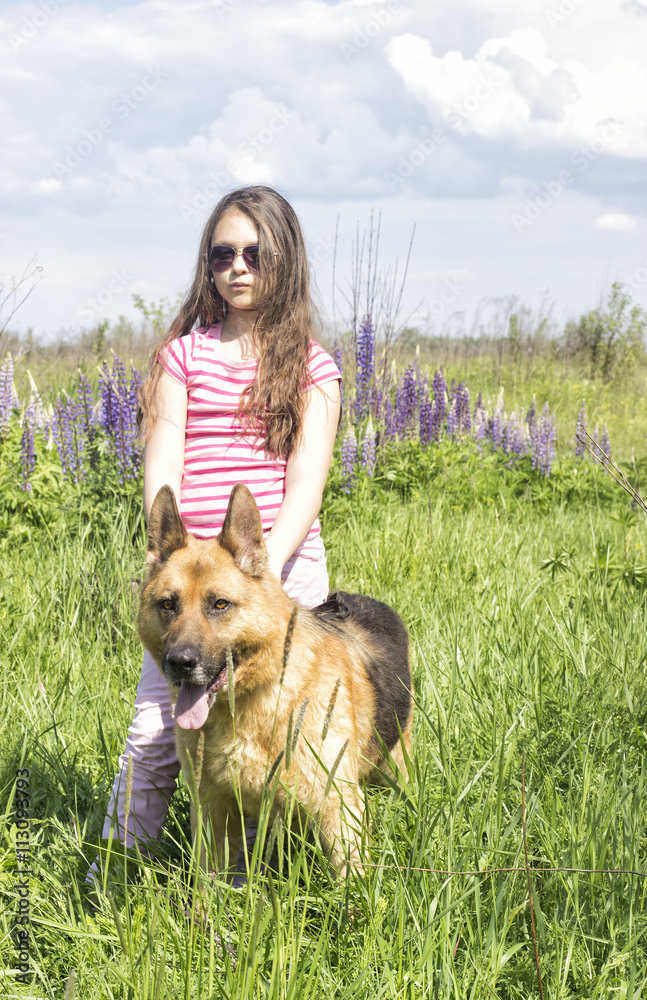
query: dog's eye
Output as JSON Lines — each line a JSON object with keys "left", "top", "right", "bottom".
{"left": 213, "top": 599, "right": 229, "bottom": 611}
{"left": 160, "top": 598, "right": 175, "bottom": 611}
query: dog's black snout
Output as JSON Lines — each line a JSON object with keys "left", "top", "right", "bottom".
{"left": 165, "top": 646, "right": 199, "bottom": 674}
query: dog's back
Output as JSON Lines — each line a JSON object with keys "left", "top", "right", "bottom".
{"left": 312, "top": 590, "right": 412, "bottom": 768}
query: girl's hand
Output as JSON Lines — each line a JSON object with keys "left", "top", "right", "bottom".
{"left": 266, "top": 555, "right": 285, "bottom": 582}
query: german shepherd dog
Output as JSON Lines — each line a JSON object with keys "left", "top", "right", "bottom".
{"left": 137, "top": 484, "right": 413, "bottom": 875}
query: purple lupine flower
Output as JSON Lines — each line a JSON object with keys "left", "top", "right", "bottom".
{"left": 395, "top": 365, "right": 418, "bottom": 439}
{"left": 361, "top": 418, "right": 377, "bottom": 477}
{"left": 20, "top": 410, "right": 35, "bottom": 492}
{"left": 412, "top": 349, "right": 426, "bottom": 411}
{"left": 129, "top": 365, "right": 143, "bottom": 415}
{"left": 0, "top": 355, "right": 17, "bottom": 436}
{"left": 473, "top": 393, "right": 487, "bottom": 442}
{"left": 416, "top": 370, "right": 428, "bottom": 409}
{"left": 488, "top": 410, "right": 503, "bottom": 449}
{"left": 456, "top": 383, "right": 471, "bottom": 437}
{"left": 110, "top": 357, "right": 131, "bottom": 481}
{"left": 77, "top": 372, "right": 98, "bottom": 469}
{"left": 448, "top": 381, "right": 471, "bottom": 439}
{"left": 52, "top": 394, "right": 86, "bottom": 483}
{"left": 447, "top": 396, "right": 459, "bottom": 438}
{"left": 525, "top": 398, "right": 536, "bottom": 438}
{"left": 332, "top": 339, "right": 344, "bottom": 413}
{"left": 404, "top": 365, "right": 419, "bottom": 426}
{"left": 488, "top": 412, "right": 503, "bottom": 448}
{"left": 20, "top": 379, "right": 49, "bottom": 490}
{"left": 99, "top": 360, "right": 117, "bottom": 436}
{"left": 341, "top": 424, "right": 358, "bottom": 493}
{"left": 99, "top": 357, "right": 143, "bottom": 482}
{"left": 77, "top": 372, "right": 96, "bottom": 437}
{"left": 530, "top": 403, "right": 556, "bottom": 476}
{"left": 354, "top": 316, "right": 375, "bottom": 423}
{"left": 486, "top": 391, "right": 505, "bottom": 448}
{"left": 502, "top": 413, "right": 528, "bottom": 457}
{"left": 123, "top": 364, "right": 144, "bottom": 477}
{"left": 575, "top": 401, "right": 587, "bottom": 458}
{"left": 431, "top": 370, "right": 447, "bottom": 441}
{"left": 419, "top": 391, "right": 433, "bottom": 448}
{"left": 514, "top": 416, "right": 528, "bottom": 456}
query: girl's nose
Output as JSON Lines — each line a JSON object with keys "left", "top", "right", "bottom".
{"left": 231, "top": 249, "right": 249, "bottom": 274}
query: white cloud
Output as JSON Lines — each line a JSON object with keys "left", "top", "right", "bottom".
{"left": 385, "top": 22, "right": 645, "bottom": 154}
{"left": 594, "top": 213, "right": 639, "bottom": 232}
{"left": 0, "top": 0, "right": 646, "bottom": 335}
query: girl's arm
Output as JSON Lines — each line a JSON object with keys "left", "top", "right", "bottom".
{"left": 264, "top": 378, "right": 341, "bottom": 579}
{"left": 143, "top": 368, "right": 188, "bottom": 522}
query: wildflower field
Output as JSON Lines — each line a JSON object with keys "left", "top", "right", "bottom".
{"left": 2, "top": 294, "right": 647, "bottom": 998}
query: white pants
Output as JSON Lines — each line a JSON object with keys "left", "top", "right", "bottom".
{"left": 102, "top": 551, "right": 329, "bottom": 846}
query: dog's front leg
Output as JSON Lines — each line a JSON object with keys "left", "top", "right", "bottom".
{"left": 317, "top": 790, "right": 365, "bottom": 877}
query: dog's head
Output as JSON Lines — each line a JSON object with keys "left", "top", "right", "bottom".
{"left": 137, "top": 483, "right": 292, "bottom": 730}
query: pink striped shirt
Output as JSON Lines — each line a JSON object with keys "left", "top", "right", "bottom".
{"left": 160, "top": 324, "right": 341, "bottom": 559}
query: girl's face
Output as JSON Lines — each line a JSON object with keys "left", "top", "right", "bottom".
{"left": 209, "top": 208, "right": 265, "bottom": 314}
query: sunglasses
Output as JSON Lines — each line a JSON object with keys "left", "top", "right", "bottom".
{"left": 205, "top": 244, "right": 281, "bottom": 273}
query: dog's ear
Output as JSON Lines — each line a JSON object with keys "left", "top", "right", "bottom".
{"left": 147, "top": 486, "right": 188, "bottom": 567}
{"left": 219, "top": 483, "right": 267, "bottom": 577}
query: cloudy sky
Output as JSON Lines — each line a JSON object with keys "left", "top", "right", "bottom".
{"left": 0, "top": 0, "right": 645, "bottom": 340}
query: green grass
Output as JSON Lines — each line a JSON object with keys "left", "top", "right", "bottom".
{"left": 1, "top": 476, "right": 647, "bottom": 997}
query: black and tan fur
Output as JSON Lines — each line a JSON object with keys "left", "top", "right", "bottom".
{"left": 137, "top": 483, "right": 413, "bottom": 875}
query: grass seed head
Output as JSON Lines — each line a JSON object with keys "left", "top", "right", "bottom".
{"left": 226, "top": 645, "right": 235, "bottom": 717}
{"left": 280, "top": 607, "right": 298, "bottom": 686}
{"left": 322, "top": 679, "right": 341, "bottom": 742}
{"left": 266, "top": 749, "right": 285, "bottom": 788}
{"left": 285, "top": 708, "right": 294, "bottom": 769}
{"left": 292, "top": 697, "right": 309, "bottom": 752}
{"left": 195, "top": 729, "right": 205, "bottom": 788}
{"left": 324, "top": 739, "right": 349, "bottom": 797}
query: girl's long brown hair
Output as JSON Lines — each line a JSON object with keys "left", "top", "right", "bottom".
{"left": 139, "top": 186, "right": 316, "bottom": 459}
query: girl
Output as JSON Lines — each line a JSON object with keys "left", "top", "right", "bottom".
{"left": 101, "top": 185, "right": 341, "bottom": 851}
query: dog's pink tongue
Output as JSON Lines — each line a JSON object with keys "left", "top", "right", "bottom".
{"left": 175, "top": 682, "right": 210, "bottom": 730}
